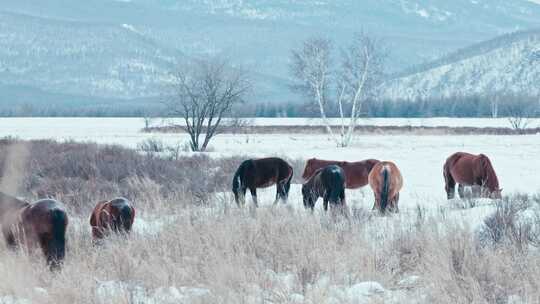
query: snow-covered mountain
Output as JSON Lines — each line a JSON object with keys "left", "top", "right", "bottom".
{"left": 2, "top": 0, "right": 540, "bottom": 107}
{"left": 382, "top": 29, "right": 540, "bottom": 100}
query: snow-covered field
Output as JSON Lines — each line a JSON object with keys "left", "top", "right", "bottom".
{"left": 1, "top": 117, "right": 538, "bottom": 201}
{"left": 2, "top": 117, "right": 540, "bottom": 303}
{"left": 1, "top": 117, "right": 539, "bottom": 142}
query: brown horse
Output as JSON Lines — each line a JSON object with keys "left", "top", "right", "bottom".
{"left": 232, "top": 157, "right": 293, "bottom": 207}
{"left": 0, "top": 192, "right": 68, "bottom": 270}
{"left": 443, "top": 152, "right": 502, "bottom": 199}
{"left": 368, "top": 161, "right": 403, "bottom": 214}
{"left": 90, "top": 197, "right": 135, "bottom": 241}
{"left": 302, "top": 165, "right": 347, "bottom": 215}
{"left": 302, "top": 158, "right": 380, "bottom": 189}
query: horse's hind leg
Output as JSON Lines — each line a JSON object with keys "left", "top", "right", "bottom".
{"left": 339, "top": 189, "right": 346, "bottom": 206}
{"left": 372, "top": 193, "right": 379, "bottom": 211}
{"left": 275, "top": 181, "right": 289, "bottom": 205}
{"left": 393, "top": 193, "right": 400, "bottom": 213}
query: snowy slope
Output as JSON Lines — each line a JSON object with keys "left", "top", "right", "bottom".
{"left": 2, "top": 0, "right": 540, "bottom": 104}
{"left": 383, "top": 30, "right": 540, "bottom": 100}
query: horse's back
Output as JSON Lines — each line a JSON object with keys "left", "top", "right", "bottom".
{"left": 445, "top": 152, "right": 479, "bottom": 184}
{"left": 250, "top": 157, "right": 292, "bottom": 187}
{"left": 26, "top": 199, "right": 67, "bottom": 219}
{"left": 21, "top": 199, "right": 68, "bottom": 242}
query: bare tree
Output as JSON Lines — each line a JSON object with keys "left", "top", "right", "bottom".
{"left": 505, "top": 99, "right": 535, "bottom": 134}
{"left": 291, "top": 32, "right": 386, "bottom": 147}
{"left": 167, "top": 58, "right": 251, "bottom": 152}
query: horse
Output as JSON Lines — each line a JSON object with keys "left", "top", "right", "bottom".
{"left": 90, "top": 197, "right": 135, "bottom": 241}
{"left": 232, "top": 157, "right": 293, "bottom": 207}
{"left": 302, "top": 158, "right": 380, "bottom": 189}
{"left": 302, "top": 165, "right": 347, "bottom": 215}
{"left": 443, "top": 152, "right": 502, "bottom": 200}
{"left": 368, "top": 161, "right": 403, "bottom": 214}
{"left": 0, "top": 192, "right": 68, "bottom": 270}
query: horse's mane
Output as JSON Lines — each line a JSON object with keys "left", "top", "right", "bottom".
{"left": 0, "top": 191, "right": 29, "bottom": 215}
{"left": 479, "top": 155, "right": 500, "bottom": 190}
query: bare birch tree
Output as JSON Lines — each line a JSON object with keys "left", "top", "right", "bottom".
{"left": 291, "top": 33, "right": 386, "bottom": 147}
{"left": 167, "top": 58, "right": 251, "bottom": 152}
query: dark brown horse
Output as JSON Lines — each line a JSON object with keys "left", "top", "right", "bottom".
{"left": 302, "top": 165, "right": 347, "bottom": 215}
{"left": 444, "top": 152, "right": 502, "bottom": 199}
{"left": 232, "top": 157, "right": 293, "bottom": 207}
{"left": 368, "top": 161, "right": 403, "bottom": 214}
{"left": 90, "top": 197, "right": 135, "bottom": 241}
{"left": 302, "top": 158, "right": 380, "bottom": 189}
{"left": 0, "top": 192, "right": 68, "bottom": 270}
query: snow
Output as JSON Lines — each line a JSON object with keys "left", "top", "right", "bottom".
{"left": 0, "top": 296, "right": 30, "bottom": 304}
{"left": 383, "top": 32, "right": 540, "bottom": 99}
{"left": 0, "top": 117, "right": 538, "bottom": 148}
{"left": 95, "top": 281, "right": 211, "bottom": 304}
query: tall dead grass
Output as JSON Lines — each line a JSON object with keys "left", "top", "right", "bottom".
{"left": 1, "top": 195, "right": 540, "bottom": 303}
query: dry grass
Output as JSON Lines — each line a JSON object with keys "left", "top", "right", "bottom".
{"left": 2, "top": 196, "right": 540, "bottom": 303}
{"left": 2, "top": 139, "right": 540, "bottom": 303}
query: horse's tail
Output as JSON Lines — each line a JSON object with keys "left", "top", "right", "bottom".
{"left": 283, "top": 165, "right": 294, "bottom": 198}
{"left": 48, "top": 208, "right": 67, "bottom": 270}
{"left": 232, "top": 164, "right": 243, "bottom": 193}
{"left": 327, "top": 167, "right": 345, "bottom": 205}
{"left": 380, "top": 166, "right": 390, "bottom": 213}
{"left": 443, "top": 160, "right": 454, "bottom": 187}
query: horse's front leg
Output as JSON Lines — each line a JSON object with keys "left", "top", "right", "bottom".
{"left": 458, "top": 184, "right": 465, "bottom": 199}
{"left": 323, "top": 195, "right": 329, "bottom": 212}
{"left": 472, "top": 185, "right": 482, "bottom": 198}
{"left": 250, "top": 188, "right": 258, "bottom": 207}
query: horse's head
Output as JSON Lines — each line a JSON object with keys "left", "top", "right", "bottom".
{"left": 490, "top": 188, "right": 503, "bottom": 199}
{"left": 109, "top": 201, "right": 134, "bottom": 233}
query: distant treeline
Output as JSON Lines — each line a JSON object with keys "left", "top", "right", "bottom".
{"left": 240, "top": 94, "right": 540, "bottom": 118}
{"left": 1, "top": 94, "right": 538, "bottom": 118}
{"left": 0, "top": 103, "right": 164, "bottom": 117}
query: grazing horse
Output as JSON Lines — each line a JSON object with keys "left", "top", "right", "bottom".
{"left": 302, "top": 158, "right": 380, "bottom": 189}
{"left": 232, "top": 157, "right": 293, "bottom": 207}
{"left": 368, "top": 161, "right": 403, "bottom": 214}
{"left": 443, "top": 152, "right": 502, "bottom": 199}
{"left": 302, "top": 165, "right": 347, "bottom": 214}
{"left": 0, "top": 192, "right": 68, "bottom": 270}
{"left": 90, "top": 197, "right": 135, "bottom": 241}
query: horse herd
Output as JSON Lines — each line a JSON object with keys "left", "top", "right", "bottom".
{"left": 0, "top": 152, "right": 501, "bottom": 271}
{"left": 233, "top": 151, "right": 502, "bottom": 213}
